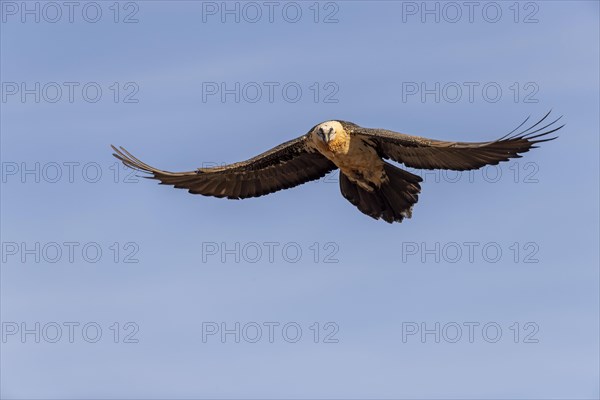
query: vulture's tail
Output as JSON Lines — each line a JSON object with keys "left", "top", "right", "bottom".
{"left": 339, "top": 162, "right": 422, "bottom": 223}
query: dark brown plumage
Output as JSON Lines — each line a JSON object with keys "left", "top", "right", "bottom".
{"left": 113, "top": 136, "right": 335, "bottom": 199}
{"left": 112, "top": 111, "right": 562, "bottom": 223}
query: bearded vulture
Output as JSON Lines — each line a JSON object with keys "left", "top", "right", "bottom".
{"left": 112, "top": 111, "right": 562, "bottom": 223}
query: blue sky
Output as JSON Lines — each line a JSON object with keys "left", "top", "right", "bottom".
{"left": 1, "top": 1, "right": 599, "bottom": 399}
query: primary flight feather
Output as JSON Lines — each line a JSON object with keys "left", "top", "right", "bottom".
{"left": 112, "top": 111, "right": 562, "bottom": 223}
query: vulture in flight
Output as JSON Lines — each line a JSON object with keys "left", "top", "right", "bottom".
{"left": 112, "top": 111, "right": 562, "bottom": 223}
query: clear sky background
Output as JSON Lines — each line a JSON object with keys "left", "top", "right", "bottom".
{"left": 1, "top": 1, "right": 599, "bottom": 399}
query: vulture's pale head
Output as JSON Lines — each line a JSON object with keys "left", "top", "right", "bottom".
{"left": 314, "top": 121, "right": 344, "bottom": 143}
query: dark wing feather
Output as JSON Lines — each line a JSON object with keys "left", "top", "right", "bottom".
{"left": 353, "top": 111, "right": 563, "bottom": 171}
{"left": 111, "top": 135, "right": 336, "bottom": 199}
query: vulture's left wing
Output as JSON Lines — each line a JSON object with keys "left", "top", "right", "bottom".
{"left": 353, "top": 111, "right": 563, "bottom": 171}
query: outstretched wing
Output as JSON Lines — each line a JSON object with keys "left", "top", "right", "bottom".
{"left": 353, "top": 111, "right": 563, "bottom": 171}
{"left": 112, "top": 135, "right": 336, "bottom": 199}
